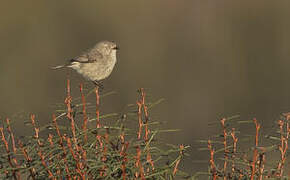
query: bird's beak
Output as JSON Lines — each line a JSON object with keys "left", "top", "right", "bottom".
{"left": 113, "top": 46, "right": 119, "bottom": 50}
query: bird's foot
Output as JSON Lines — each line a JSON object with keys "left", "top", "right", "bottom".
{"left": 93, "top": 80, "right": 104, "bottom": 91}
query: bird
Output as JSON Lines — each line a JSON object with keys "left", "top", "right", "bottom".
{"left": 52, "top": 40, "right": 119, "bottom": 88}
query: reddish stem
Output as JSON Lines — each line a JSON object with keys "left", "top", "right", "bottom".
{"left": 208, "top": 140, "right": 218, "bottom": 180}
{"left": 220, "top": 118, "right": 228, "bottom": 179}
{"left": 80, "top": 83, "right": 88, "bottom": 143}
{"left": 0, "top": 127, "right": 18, "bottom": 179}
{"left": 95, "top": 87, "right": 101, "bottom": 128}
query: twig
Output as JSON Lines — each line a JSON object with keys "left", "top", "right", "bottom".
{"left": 250, "top": 118, "right": 260, "bottom": 180}
{"left": 208, "top": 140, "right": 218, "bottom": 180}
{"left": 18, "top": 140, "right": 36, "bottom": 179}
{"left": 95, "top": 87, "right": 101, "bottom": 128}
{"left": 80, "top": 83, "right": 88, "bottom": 143}
{"left": 31, "top": 114, "right": 43, "bottom": 147}
{"left": 120, "top": 142, "right": 129, "bottom": 180}
{"left": 276, "top": 119, "right": 288, "bottom": 177}
{"left": 0, "top": 127, "right": 18, "bottom": 179}
{"left": 173, "top": 144, "right": 184, "bottom": 176}
{"left": 37, "top": 150, "right": 55, "bottom": 179}
{"left": 220, "top": 118, "right": 228, "bottom": 179}
{"left": 230, "top": 128, "right": 238, "bottom": 176}
{"left": 52, "top": 114, "right": 71, "bottom": 179}
{"left": 66, "top": 137, "right": 85, "bottom": 179}
{"left": 65, "top": 78, "right": 79, "bottom": 152}
{"left": 5, "top": 118, "right": 21, "bottom": 179}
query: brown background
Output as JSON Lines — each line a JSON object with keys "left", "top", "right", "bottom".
{"left": 1, "top": 0, "right": 290, "bottom": 174}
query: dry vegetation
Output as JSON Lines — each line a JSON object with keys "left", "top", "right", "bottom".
{"left": 0, "top": 79, "right": 289, "bottom": 179}
{"left": 0, "top": 79, "right": 188, "bottom": 179}
{"left": 198, "top": 114, "right": 290, "bottom": 179}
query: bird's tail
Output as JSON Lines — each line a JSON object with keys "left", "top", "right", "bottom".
{"left": 51, "top": 65, "right": 66, "bottom": 70}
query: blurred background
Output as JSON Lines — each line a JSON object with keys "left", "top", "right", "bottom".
{"left": 1, "top": 0, "right": 290, "bottom": 174}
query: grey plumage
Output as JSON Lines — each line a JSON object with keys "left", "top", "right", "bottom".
{"left": 53, "top": 41, "right": 119, "bottom": 85}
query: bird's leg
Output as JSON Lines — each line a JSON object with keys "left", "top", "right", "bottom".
{"left": 93, "top": 80, "right": 104, "bottom": 91}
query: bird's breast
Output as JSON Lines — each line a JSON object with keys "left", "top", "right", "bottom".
{"left": 77, "top": 56, "right": 117, "bottom": 81}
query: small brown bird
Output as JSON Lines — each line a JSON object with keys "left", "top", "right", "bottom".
{"left": 53, "top": 41, "right": 119, "bottom": 87}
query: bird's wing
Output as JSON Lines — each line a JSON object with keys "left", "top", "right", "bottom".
{"left": 71, "top": 49, "right": 103, "bottom": 63}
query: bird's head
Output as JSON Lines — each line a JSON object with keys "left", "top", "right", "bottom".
{"left": 94, "top": 41, "right": 119, "bottom": 56}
